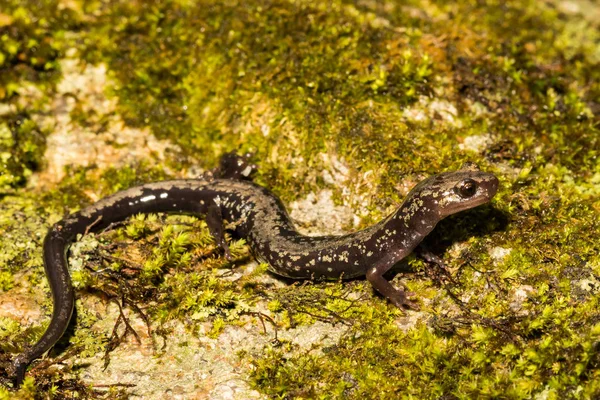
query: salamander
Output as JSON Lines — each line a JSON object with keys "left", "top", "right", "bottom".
{"left": 9, "top": 154, "right": 498, "bottom": 385}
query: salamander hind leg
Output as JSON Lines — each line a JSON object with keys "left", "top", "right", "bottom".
{"left": 206, "top": 204, "right": 233, "bottom": 260}
{"left": 366, "top": 264, "right": 419, "bottom": 312}
{"left": 214, "top": 152, "right": 257, "bottom": 180}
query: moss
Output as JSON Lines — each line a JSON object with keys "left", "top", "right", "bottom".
{"left": 38, "top": 161, "right": 172, "bottom": 212}
{"left": 0, "top": 0, "right": 599, "bottom": 398}
{"left": 0, "top": 115, "right": 45, "bottom": 191}
{"left": 0, "top": 196, "right": 50, "bottom": 281}
{"left": 0, "top": 0, "right": 80, "bottom": 191}
{"left": 67, "top": 212, "right": 256, "bottom": 331}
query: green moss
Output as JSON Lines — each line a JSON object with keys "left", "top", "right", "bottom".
{"left": 0, "top": 0, "right": 80, "bottom": 191}
{"left": 0, "top": 272, "right": 13, "bottom": 292}
{"left": 38, "top": 161, "right": 172, "bottom": 212}
{"left": 0, "top": 116, "right": 45, "bottom": 191}
{"left": 0, "top": 196, "right": 50, "bottom": 281}
{"left": 0, "top": 0, "right": 599, "bottom": 397}
{"left": 67, "top": 212, "right": 256, "bottom": 331}
{"left": 0, "top": 376, "right": 36, "bottom": 399}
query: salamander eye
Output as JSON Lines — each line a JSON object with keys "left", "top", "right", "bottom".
{"left": 455, "top": 179, "right": 477, "bottom": 198}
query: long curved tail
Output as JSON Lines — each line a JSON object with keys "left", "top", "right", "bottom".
{"left": 12, "top": 222, "right": 76, "bottom": 385}
{"left": 10, "top": 179, "right": 217, "bottom": 385}
{"left": 9, "top": 154, "right": 260, "bottom": 386}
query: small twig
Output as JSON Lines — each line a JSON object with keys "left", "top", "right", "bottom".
{"left": 92, "top": 383, "right": 137, "bottom": 388}
{"left": 102, "top": 254, "right": 144, "bottom": 271}
{"left": 126, "top": 301, "right": 154, "bottom": 348}
{"left": 84, "top": 215, "right": 103, "bottom": 236}
{"left": 243, "top": 311, "right": 279, "bottom": 342}
{"left": 441, "top": 285, "right": 519, "bottom": 342}
{"left": 29, "top": 345, "right": 84, "bottom": 373}
{"left": 296, "top": 307, "right": 352, "bottom": 326}
{"left": 116, "top": 290, "right": 142, "bottom": 345}
{"left": 100, "top": 220, "right": 127, "bottom": 234}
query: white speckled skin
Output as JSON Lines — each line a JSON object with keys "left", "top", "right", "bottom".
{"left": 11, "top": 159, "right": 498, "bottom": 385}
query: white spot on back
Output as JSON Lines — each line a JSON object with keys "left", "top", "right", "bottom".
{"left": 140, "top": 195, "right": 156, "bottom": 202}
{"left": 241, "top": 166, "right": 253, "bottom": 176}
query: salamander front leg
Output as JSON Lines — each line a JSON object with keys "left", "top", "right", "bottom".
{"left": 366, "top": 263, "right": 419, "bottom": 311}
{"left": 206, "top": 204, "right": 232, "bottom": 260}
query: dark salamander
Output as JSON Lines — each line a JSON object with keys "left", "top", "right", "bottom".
{"left": 10, "top": 154, "right": 498, "bottom": 385}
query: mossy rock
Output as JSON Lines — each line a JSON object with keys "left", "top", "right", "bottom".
{"left": 0, "top": 0, "right": 599, "bottom": 398}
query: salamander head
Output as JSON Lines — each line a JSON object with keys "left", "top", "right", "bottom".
{"left": 410, "top": 162, "right": 499, "bottom": 219}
